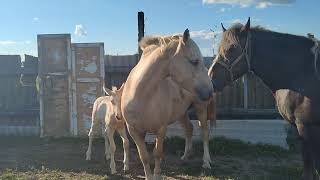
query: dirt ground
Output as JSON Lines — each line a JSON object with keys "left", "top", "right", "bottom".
{"left": 0, "top": 137, "right": 303, "bottom": 180}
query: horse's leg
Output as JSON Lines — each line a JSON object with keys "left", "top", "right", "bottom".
{"left": 297, "top": 122, "right": 315, "bottom": 180}
{"left": 86, "top": 130, "right": 94, "bottom": 161}
{"left": 107, "top": 127, "right": 117, "bottom": 174}
{"left": 127, "top": 126, "right": 152, "bottom": 180}
{"left": 302, "top": 139, "right": 315, "bottom": 180}
{"left": 309, "top": 125, "right": 320, "bottom": 180}
{"left": 313, "top": 138, "right": 320, "bottom": 180}
{"left": 153, "top": 125, "right": 167, "bottom": 180}
{"left": 195, "top": 104, "right": 212, "bottom": 169}
{"left": 86, "top": 112, "right": 99, "bottom": 161}
{"left": 179, "top": 113, "right": 193, "bottom": 160}
{"left": 117, "top": 125, "right": 130, "bottom": 171}
{"left": 104, "top": 128, "right": 111, "bottom": 160}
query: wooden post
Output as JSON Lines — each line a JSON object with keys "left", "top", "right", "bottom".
{"left": 243, "top": 75, "right": 248, "bottom": 109}
{"left": 138, "top": 11, "right": 144, "bottom": 61}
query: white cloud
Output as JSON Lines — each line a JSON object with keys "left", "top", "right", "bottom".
{"left": 24, "top": 40, "right": 31, "bottom": 44}
{"left": 231, "top": 19, "right": 242, "bottom": 24}
{"left": 190, "top": 30, "right": 221, "bottom": 40}
{"left": 227, "top": 18, "right": 261, "bottom": 24}
{"left": 202, "top": 0, "right": 295, "bottom": 8}
{"left": 33, "top": 17, "right": 39, "bottom": 22}
{"left": 74, "top": 24, "right": 87, "bottom": 37}
{"left": 0, "top": 41, "right": 16, "bottom": 45}
{"left": 256, "top": 1, "right": 272, "bottom": 8}
{"left": 0, "top": 40, "right": 34, "bottom": 46}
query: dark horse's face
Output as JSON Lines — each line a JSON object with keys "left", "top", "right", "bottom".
{"left": 208, "top": 18, "right": 251, "bottom": 91}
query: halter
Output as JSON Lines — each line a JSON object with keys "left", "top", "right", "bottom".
{"left": 311, "top": 37, "right": 320, "bottom": 80}
{"left": 214, "top": 32, "right": 251, "bottom": 82}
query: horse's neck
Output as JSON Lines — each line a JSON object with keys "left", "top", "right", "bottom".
{"left": 131, "top": 55, "right": 169, "bottom": 94}
{"left": 126, "top": 54, "right": 192, "bottom": 117}
{"left": 251, "top": 30, "right": 320, "bottom": 98}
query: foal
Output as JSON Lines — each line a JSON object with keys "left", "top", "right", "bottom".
{"left": 85, "top": 84, "right": 129, "bottom": 174}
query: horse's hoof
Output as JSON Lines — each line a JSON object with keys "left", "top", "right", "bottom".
{"left": 201, "top": 168, "right": 214, "bottom": 176}
{"left": 85, "top": 154, "right": 91, "bottom": 161}
{"left": 145, "top": 175, "right": 153, "bottom": 180}
{"left": 202, "top": 162, "right": 211, "bottom": 169}
{"left": 124, "top": 165, "right": 129, "bottom": 171}
{"left": 110, "top": 169, "right": 117, "bottom": 175}
{"left": 153, "top": 174, "right": 162, "bottom": 180}
{"left": 85, "top": 151, "right": 91, "bottom": 161}
{"left": 181, "top": 155, "right": 188, "bottom": 161}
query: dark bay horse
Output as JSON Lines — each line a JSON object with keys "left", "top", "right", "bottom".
{"left": 208, "top": 18, "right": 320, "bottom": 180}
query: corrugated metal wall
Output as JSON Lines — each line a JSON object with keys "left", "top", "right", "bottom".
{"left": 104, "top": 54, "right": 138, "bottom": 88}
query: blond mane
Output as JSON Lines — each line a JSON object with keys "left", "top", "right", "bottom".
{"left": 139, "top": 33, "right": 202, "bottom": 62}
{"left": 139, "top": 34, "right": 184, "bottom": 56}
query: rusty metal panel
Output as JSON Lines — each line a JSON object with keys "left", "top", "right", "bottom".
{"left": 71, "top": 43, "right": 104, "bottom": 136}
{"left": 38, "top": 34, "right": 71, "bottom": 137}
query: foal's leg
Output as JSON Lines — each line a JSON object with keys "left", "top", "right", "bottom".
{"left": 107, "top": 127, "right": 117, "bottom": 174}
{"left": 117, "top": 125, "right": 130, "bottom": 171}
{"left": 86, "top": 130, "right": 94, "bottom": 161}
{"left": 86, "top": 114, "right": 100, "bottom": 161}
{"left": 153, "top": 126, "right": 167, "bottom": 180}
{"left": 104, "top": 129, "right": 111, "bottom": 160}
{"left": 195, "top": 104, "right": 212, "bottom": 169}
{"left": 179, "top": 113, "right": 193, "bottom": 160}
{"left": 127, "top": 126, "right": 152, "bottom": 180}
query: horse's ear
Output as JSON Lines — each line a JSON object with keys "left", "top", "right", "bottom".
{"left": 116, "top": 83, "right": 125, "bottom": 95}
{"left": 221, "top": 23, "right": 226, "bottom": 32}
{"left": 112, "top": 86, "right": 117, "bottom": 91}
{"left": 241, "top": 17, "right": 250, "bottom": 32}
{"left": 103, "top": 86, "right": 115, "bottom": 96}
{"left": 183, "top": 28, "right": 190, "bottom": 43}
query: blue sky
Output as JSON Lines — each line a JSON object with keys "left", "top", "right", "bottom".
{"left": 0, "top": 0, "right": 319, "bottom": 58}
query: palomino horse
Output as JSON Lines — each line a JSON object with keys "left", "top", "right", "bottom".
{"left": 121, "top": 29, "right": 214, "bottom": 180}
{"left": 208, "top": 18, "right": 320, "bottom": 180}
{"left": 85, "top": 84, "right": 130, "bottom": 174}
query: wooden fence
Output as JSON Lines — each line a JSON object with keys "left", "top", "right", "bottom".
{"left": 0, "top": 54, "right": 277, "bottom": 121}
{"left": 0, "top": 55, "right": 39, "bottom": 136}
{"left": 0, "top": 55, "right": 38, "bottom": 113}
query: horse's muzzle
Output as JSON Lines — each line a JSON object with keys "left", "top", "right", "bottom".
{"left": 196, "top": 88, "right": 213, "bottom": 101}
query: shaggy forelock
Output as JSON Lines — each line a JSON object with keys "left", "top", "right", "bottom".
{"left": 139, "top": 35, "right": 181, "bottom": 51}
{"left": 218, "top": 23, "right": 244, "bottom": 59}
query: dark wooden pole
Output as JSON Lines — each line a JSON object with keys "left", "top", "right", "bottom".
{"left": 138, "top": 11, "right": 144, "bottom": 61}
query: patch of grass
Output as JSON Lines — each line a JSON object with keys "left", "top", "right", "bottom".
{"left": 0, "top": 168, "right": 109, "bottom": 180}
{"left": 164, "top": 136, "right": 292, "bottom": 158}
{"left": 256, "top": 166, "right": 302, "bottom": 180}
{"left": 0, "top": 169, "right": 20, "bottom": 180}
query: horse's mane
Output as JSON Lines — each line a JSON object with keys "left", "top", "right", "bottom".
{"left": 219, "top": 23, "right": 313, "bottom": 59}
{"left": 139, "top": 34, "right": 183, "bottom": 56}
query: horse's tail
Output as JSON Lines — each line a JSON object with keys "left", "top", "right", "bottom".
{"left": 207, "top": 94, "right": 217, "bottom": 128}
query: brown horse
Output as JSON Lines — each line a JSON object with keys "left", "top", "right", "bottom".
{"left": 208, "top": 18, "right": 320, "bottom": 180}
{"left": 121, "top": 29, "right": 213, "bottom": 180}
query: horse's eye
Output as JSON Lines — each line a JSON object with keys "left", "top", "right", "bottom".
{"left": 189, "top": 60, "right": 199, "bottom": 66}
